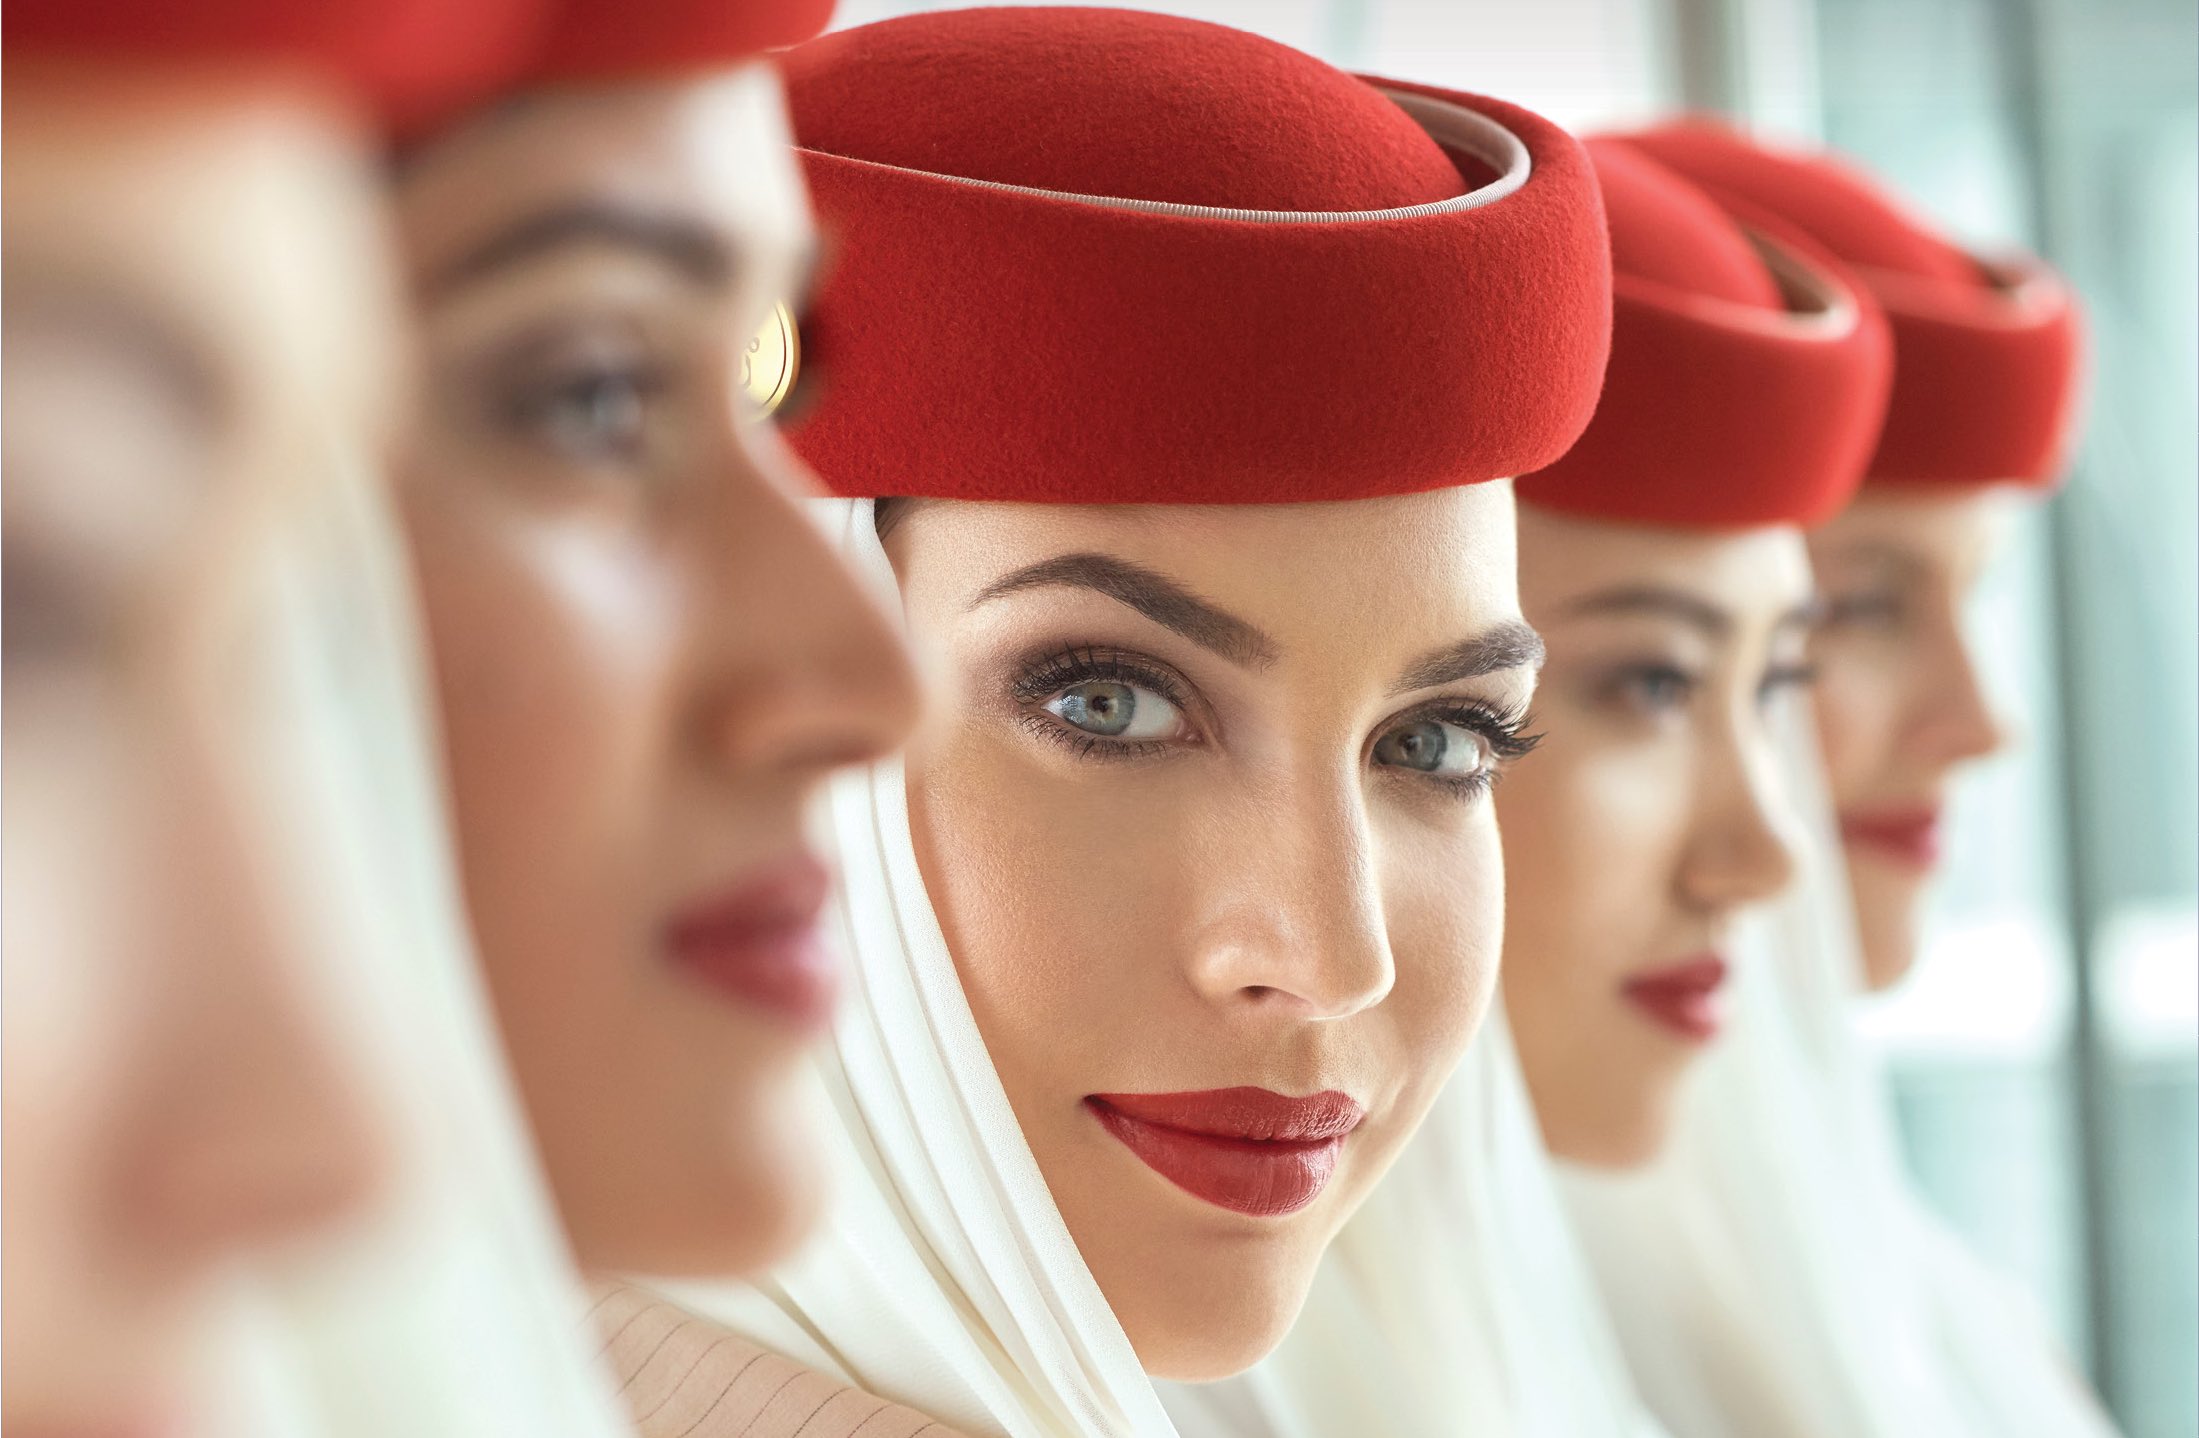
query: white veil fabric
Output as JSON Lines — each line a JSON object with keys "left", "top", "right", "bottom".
{"left": 1557, "top": 710, "right": 2119, "bottom": 1438}
{"left": 1163, "top": 1009, "right": 1666, "bottom": 1438}
{"left": 655, "top": 497, "right": 1179, "bottom": 1438}
{"left": 197, "top": 449, "right": 630, "bottom": 1438}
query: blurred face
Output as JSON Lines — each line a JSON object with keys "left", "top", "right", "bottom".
{"left": 1808, "top": 488, "right": 2011, "bottom": 990}
{"left": 885, "top": 488, "right": 1536, "bottom": 1380}
{"left": 3, "top": 77, "right": 393, "bottom": 1436}
{"left": 1501, "top": 508, "right": 1813, "bottom": 1168}
{"left": 394, "top": 66, "right": 918, "bottom": 1276}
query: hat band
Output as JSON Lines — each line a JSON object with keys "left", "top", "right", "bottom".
{"left": 798, "top": 88, "right": 1530, "bottom": 224}
{"left": 1858, "top": 251, "right": 2084, "bottom": 486}
{"left": 1746, "top": 229, "right": 1862, "bottom": 336}
{"left": 1519, "top": 224, "right": 1893, "bottom": 529}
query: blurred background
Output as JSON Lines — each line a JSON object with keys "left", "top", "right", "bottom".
{"left": 823, "top": 0, "right": 2199, "bottom": 1431}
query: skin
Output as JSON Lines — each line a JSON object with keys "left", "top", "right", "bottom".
{"left": 2, "top": 75, "right": 394, "bottom": 1435}
{"left": 1501, "top": 506, "right": 1814, "bottom": 1168}
{"left": 1807, "top": 488, "right": 2011, "bottom": 990}
{"left": 393, "top": 67, "right": 918, "bottom": 1277}
{"left": 883, "top": 486, "right": 1539, "bottom": 1381}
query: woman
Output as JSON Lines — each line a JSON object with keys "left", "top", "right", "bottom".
{"left": 3, "top": 3, "right": 624, "bottom": 1435}
{"left": 1209, "top": 133, "right": 1892, "bottom": 1438}
{"left": 628, "top": 9, "right": 1611, "bottom": 1435}
{"left": 1554, "top": 124, "right": 2112, "bottom": 1438}
{"left": 391, "top": 0, "right": 919, "bottom": 1292}
{"left": 1497, "top": 138, "right": 1894, "bottom": 1167}
{"left": 1621, "top": 120, "right": 2085, "bottom": 991}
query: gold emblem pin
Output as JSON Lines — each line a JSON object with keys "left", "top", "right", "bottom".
{"left": 740, "top": 301, "right": 801, "bottom": 418}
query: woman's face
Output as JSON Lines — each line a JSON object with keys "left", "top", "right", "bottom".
{"left": 1501, "top": 507, "right": 1813, "bottom": 1167}
{"left": 885, "top": 487, "right": 1537, "bottom": 1381}
{"left": 1808, "top": 488, "right": 2010, "bottom": 990}
{"left": 394, "top": 67, "right": 918, "bottom": 1276}
{"left": 3, "top": 79, "right": 392, "bottom": 1435}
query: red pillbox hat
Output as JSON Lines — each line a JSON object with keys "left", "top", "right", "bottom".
{"left": 778, "top": 7, "right": 1613, "bottom": 505}
{"left": 1621, "top": 120, "right": 2085, "bottom": 491}
{"left": 2, "top": 0, "right": 537, "bottom": 132}
{"left": 526, "top": 0, "right": 836, "bottom": 83}
{"left": 1517, "top": 137, "right": 1892, "bottom": 528}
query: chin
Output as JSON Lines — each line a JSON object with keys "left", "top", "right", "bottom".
{"left": 568, "top": 1071, "right": 826, "bottom": 1278}
{"left": 694, "top": 1074, "right": 829, "bottom": 1274}
{"left": 1124, "top": 1290, "right": 1305, "bottom": 1383}
{"left": 1543, "top": 1084, "right": 1676, "bottom": 1172}
{"left": 1108, "top": 1237, "right": 1317, "bottom": 1382}
{"left": 1846, "top": 864, "right": 1923, "bottom": 992}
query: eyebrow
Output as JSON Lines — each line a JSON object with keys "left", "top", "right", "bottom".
{"left": 1389, "top": 621, "right": 1546, "bottom": 693}
{"left": 969, "top": 552, "right": 1279, "bottom": 668}
{"left": 421, "top": 202, "right": 739, "bottom": 297}
{"left": 1560, "top": 584, "right": 1822, "bottom": 637}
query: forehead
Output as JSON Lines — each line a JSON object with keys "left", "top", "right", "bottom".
{"left": 894, "top": 485, "right": 1523, "bottom": 637}
{"left": 395, "top": 65, "right": 810, "bottom": 281}
{"left": 1516, "top": 504, "right": 1812, "bottom": 617}
{"left": 5, "top": 76, "right": 395, "bottom": 439}
{"left": 1807, "top": 488, "right": 2007, "bottom": 579}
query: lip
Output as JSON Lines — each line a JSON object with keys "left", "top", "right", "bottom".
{"left": 1084, "top": 1087, "right": 1365, "bottom": 1218}
{"left": 1621, "top": 953, "right": 1729, "bottom": 1043}
{"left": 1841, "top": 805, "right": 1943, "bottom": 870}
{"left": 661, "top": 851, "right": 837, "bottom": 1033}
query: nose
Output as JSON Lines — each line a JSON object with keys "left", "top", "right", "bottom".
{"left": 1679, "top": 721, "right": 1803, "bottom": 916}
{"left": 693, "top": 432, "right": 920, "bottom": 780}
{"left": 123, "top": 807, "right": 386, "bottom": 1266}
{"left": 1185, "top": 772, "right": 1395, "bottom": 1020}
{"left": 1910, "top": 623, "right": 2010, "bottom": 769}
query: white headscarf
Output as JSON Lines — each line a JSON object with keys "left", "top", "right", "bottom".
{"left": 656, "top": 498, "right": 1177, "bottom": 1438}
{"left": 1557, "top": 710, "right": 2118, "bottom": 1438}
{"left": 197, "top": 446, "right": 630, "bottom": 1438}
{"left": 1163, "top": 1008, "right": 1666, "bottom": 1438}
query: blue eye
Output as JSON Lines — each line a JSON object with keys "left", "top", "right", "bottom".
{"left": 1757, "top": 661, "right": 1818, "bottom": 706}
{"left": 1613, "top": 664, "right": 1698, "bottom": 713}
{"left": 501, "top": 357, "right": 669, "bottom": 467}
{"left": 1372, "top": 717, "right": 1497, "bottom": 780}
{"left": 1045, "top": 679, "right": 1183, "bottom": 741}
{"left": 535, "top": 368, "right": 653, "bottom": 461}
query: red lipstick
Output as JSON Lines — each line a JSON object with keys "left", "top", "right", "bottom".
{"left": 1841, "top": 806, "right": 1943, "bottom": 870}
{"left": 1622, "top": 954, "right": 1729, "bottom": 1043}
{"left": 1084, "top": 1088, "right": 1364, "bottom": 1218}
{"left": 662, "top": 852, "right": 837, "bottom": 1032}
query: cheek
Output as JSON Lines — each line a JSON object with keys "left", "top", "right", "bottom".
{"left": 905, "top": 730, "right": 1124, "bottom": 1092}
{"left": 1375, "top": 812, "right": 1504, "bottom": 1084}
{"left": 1497, "top": 733, "right": 1690, "bottom": 974}
{"left": 403, "top": 493, "right": 682, "bottom": 886}
{"left": 907, "top": 725, "right": 1209, "bottom": 1108}
{"left": 1809, "top": 648, "right": 1903, "bottom": 799}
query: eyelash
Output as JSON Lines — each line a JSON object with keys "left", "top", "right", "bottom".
{"left": 1377, "top": 699, "right": 1542, "bottom": 801}
{"left": 1010, "top": 645, "right": 1194, "bottom": 762}
{"left": 498, "top": 357, "right": 672, "bottom": 466}
{"left": 1008, "top": 645, "right": 1541, "bottom": 798}
{"left": 1603, "top": 660, "right": 1817, "bottom": 714}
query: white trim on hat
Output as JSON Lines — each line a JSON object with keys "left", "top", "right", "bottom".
{"left": 797, "top": 88, "right": 1531, "bottom": 224}
{"left": 1743, "top": 228, "right": 1864, "bottom": 337}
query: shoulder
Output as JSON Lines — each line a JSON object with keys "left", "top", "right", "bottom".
{"left": 591, "top": 1282, "right": 970, "bottom": 1438}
